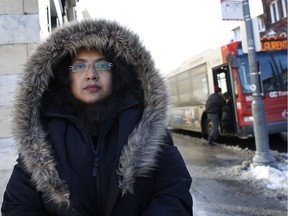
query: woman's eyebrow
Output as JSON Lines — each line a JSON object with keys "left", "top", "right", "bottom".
{"left": 94, "top": 57, "right": 108, "bottom": 62}
{"left": 72, "top": 57, "right": 107, "bottom": 63}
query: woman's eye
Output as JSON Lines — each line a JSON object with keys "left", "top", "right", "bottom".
{"left": 75, "top": 63, "right": 86, "bottom": 70}
{"left": 94, "top": 62, "right": 113, "bottom": 70}
{"left": 70, "top": 63, "right": 88, "bottom": 72}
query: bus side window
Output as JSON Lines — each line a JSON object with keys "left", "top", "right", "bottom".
{"left": 238, "top": 64, "right": 251, "bottom": 94}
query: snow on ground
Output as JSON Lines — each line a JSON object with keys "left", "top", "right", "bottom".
{"left": 177, "top": 133, "right": 288, "bottom": 201}
{"left": 246, "top": 152, "right": 287, "bottom": 190}
{"left": 221, "top": 144, "right": 288, "bottom": 200}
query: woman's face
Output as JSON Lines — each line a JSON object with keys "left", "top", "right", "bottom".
{"left": 69, "top": 49, "right": 113, "bottom": 105}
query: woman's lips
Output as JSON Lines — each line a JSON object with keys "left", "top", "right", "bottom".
{"left": 84, "top": 84, "right": 100, "bottom": 92}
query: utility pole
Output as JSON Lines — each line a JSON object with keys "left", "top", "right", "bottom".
{"left": 242, "top": 0, "right": 276, "bottom": 166}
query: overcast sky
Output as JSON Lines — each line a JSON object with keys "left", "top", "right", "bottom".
{"left": 77, "top": 0, "right": 262, "bottom": 74}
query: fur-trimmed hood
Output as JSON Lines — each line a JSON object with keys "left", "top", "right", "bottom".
{"left": 13, "top": 19, "right": 169, "bottom": 205}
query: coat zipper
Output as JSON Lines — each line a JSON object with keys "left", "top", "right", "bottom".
{"left": 90, "top": 132, "right": 103, "bottom": 215}
{"left": 92, "top": 151, "right": 100, "bottom": 177}
{"left": 91, "top": 131, "right": 101, "bottom": 177}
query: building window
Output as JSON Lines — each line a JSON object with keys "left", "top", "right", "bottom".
{"left": 282, "top": 0, "right": 287, "bottom": 17}
{"left": 270, "top": 0, "right": 280, "bottom": 23}
{"left": 257, "top": 17, "right": 265, "bottom": 32}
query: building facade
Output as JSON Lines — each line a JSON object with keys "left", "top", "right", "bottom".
{"left": 232, "top": 0, "right": 288, "bottom": 41}
{"left": 259, "top": 0, "right": 287, "bottom": 37}
{"left": 0, "top": 0, "right": 83, "bottom": 207}
{"left": 0, "top": 0, "right": 80, "bottom": 204}
{"left": 0, "top": 0, "right": 79, "bottom": 144}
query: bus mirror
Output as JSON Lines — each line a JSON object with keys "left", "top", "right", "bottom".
{"left": 227, "top": 54, "right": 239, "bottom": 68}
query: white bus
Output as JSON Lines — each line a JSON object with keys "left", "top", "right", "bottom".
{"left": 166, "top": 37, "right": 287, "bottom": 139}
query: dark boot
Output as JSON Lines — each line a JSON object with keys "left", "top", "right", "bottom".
{"left": 208, "top": 136, "right": 215, "bottom": 146}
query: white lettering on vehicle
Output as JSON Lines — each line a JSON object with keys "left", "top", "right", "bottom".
{"left": 269, "top": 91, "right": 278, "bottom": 98}
{"left": 269, "top": 90, "right": 288, "bottom": 98}
{"left": 278, "top": 91, "right": 288, "bottom": 96}
{"left": 246, "top": 96, "right": 253, "bottom": 102}
{"left": 245, "top": 90, "right": 287, "bottom": 101}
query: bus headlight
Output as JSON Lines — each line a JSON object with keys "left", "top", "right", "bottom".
{"left": 244, "top": 116, "right": 254, "bottom": 123}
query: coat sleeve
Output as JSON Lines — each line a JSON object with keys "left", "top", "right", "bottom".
{"left": 142, "top": 133, "right": 193, "bottom": 216}
{"left": 1, "top": 158, "right": 51, "bottom": 216}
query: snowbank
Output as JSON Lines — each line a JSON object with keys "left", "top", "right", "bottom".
{"left": 223, "top": 144, "right": 288, "bottom": 200}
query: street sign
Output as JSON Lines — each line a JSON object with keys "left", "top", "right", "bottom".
{"left": 221, "top": 0, "right": 244, "bottom": 20}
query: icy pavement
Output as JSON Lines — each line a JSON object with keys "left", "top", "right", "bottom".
{"left": 177, "top": 133, "right": 288, "bottom": 201}
{"left": 173, "top": 133, "right": 288, "bottom": 215}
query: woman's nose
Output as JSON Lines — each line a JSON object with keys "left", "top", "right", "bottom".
{"left": 86, "top": 66, "right": 98, "bottom": 80}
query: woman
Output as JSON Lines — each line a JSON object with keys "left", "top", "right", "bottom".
{"left": 1, "top": 19, "right": 192, "bottom": 216}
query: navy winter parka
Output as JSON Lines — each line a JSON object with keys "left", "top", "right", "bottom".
{"left": 1, "top": 19, "right": 192, "bottom": 215}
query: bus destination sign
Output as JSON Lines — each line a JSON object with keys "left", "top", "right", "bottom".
{"left": 261, "top": 38, "right": 287, "bottom": 51}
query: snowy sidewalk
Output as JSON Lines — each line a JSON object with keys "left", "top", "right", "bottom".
{"left": 173, "top": 133, "right": 288, "bottom": 215}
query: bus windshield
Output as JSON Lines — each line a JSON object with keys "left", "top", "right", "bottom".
{"left": 237, "top": 50, "right": 287, "bottom": 94}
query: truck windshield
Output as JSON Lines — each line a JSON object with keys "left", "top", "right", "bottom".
{"left": 237, "top": 50, "right": 287, "bottom": 94}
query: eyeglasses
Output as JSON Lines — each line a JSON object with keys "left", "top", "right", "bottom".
{"left": 69, "top": 62, "right": 113, "bottom": 73}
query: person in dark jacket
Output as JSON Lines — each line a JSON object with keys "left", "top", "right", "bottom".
{"left": 205, "top": 86, "right": 226, "bottom": 145}
{"left": 1, "top": 19, "right": 192, "bottom": 216}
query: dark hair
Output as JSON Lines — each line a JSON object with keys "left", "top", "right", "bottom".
{"left": 41, "top": 54, "right": 84, "bottom": 112}
{"left": 102, "top": 47, "right": 143, "bottom": 100}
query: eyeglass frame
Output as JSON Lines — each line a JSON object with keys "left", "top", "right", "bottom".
{"left": 69, "top": 62, "right": 113, "bottom": 73}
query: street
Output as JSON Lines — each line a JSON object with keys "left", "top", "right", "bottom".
{"left": 172, "top": 132, "right": 287, "bottom": 216}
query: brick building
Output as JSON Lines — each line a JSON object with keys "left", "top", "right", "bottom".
{"left": 232, "top": 0, "right": 288, "bottom": 41}
{"left": 259, "top": 0, "right": 287, "bottom": 37}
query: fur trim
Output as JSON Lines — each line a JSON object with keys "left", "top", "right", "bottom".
{"left": 13, "top": 19, "right": 169, "bottom": 204}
